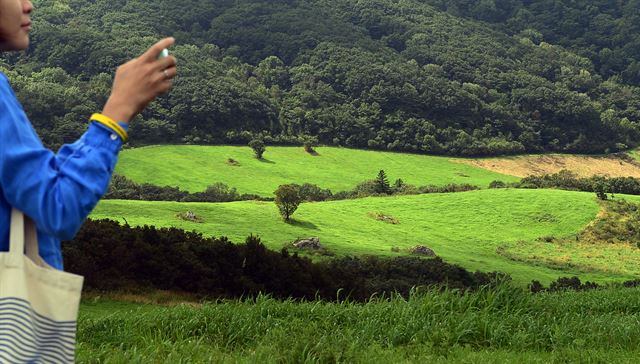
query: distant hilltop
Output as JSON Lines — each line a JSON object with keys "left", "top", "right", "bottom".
{"left": 3, "top": 0, "right": 639, "bottom": 156}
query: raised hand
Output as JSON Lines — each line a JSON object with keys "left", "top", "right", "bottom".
{"left": 101, "top": 37, "right": 178, "bottom": 123}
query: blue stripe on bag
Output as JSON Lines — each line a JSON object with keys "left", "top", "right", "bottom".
{"left": 0, "top": 297, "right": 76, "bottom": 363}
{"left": 0, "top": 297, "right": 77, "bottom": 325}
{"left": 0, "top": 300, "right": 77, "bottom": 333}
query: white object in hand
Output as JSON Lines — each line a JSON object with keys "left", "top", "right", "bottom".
{"left": 158, "top": 48, "right": 169, "bottom": 59}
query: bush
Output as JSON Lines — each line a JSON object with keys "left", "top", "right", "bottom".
{"left": 181, "top": 182, "right": 241, "bottom": 203}
{"left": 549, "top": 277, "right": 599, "bottom": 292}
{"left": 528, "top": 280, "right": 544, "bottom": 293}
{"left": 417, "top": 184, "right": 479, "bottom": 194}
{"left": 106, "top": 175, "right": 255, "bottom": 203}
{"left": 139, "top": 183, "right": 187, "bottom": 201}
{"left": 105, "top": 174, "right": 141, "bottom": 199}
{"left": 514, "top": 170, "right": 640, "bottom": 196}
{"left": 352, "top": 180, "right": 379, "bottom": 197}
{"left": 298, "top": 183, "right": 333, "bottom": 202}
{"left": 489, "top": 180, "right": 506, "bottom": 189}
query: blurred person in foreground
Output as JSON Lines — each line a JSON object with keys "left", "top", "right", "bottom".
{"left": 0, "top": 0, "right": 177, "bottom": 269}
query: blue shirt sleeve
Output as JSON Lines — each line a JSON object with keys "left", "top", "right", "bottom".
{"left": 0, "top": 72, "right": 124, "bottom": 240}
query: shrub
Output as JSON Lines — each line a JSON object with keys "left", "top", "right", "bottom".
{"left": 417, "top": 184, "right": 479, "bottom": 194}
{"left": 528, "top": 280, "right": 544, "bottom": 293}
{"left": 352, "top": 180, "right": 379, "bottom": 197}
{"left": 181, "top": 182, "right": 240, "bottom": 203}
{"left": 489, "top": 180, "right": 506, "bottom": 189}
{"left": 105, "top": 174, "right": 141, "bottom": 199}
{"left": 514, "top": 170, "right": 640, "bottom": 197}
{"left": 139, "top": 183, "right": 187, "bottom": 201}
{"left": 298, "top": 183, "right": 333, "bottom": 202}
{"left": 548, "top": 277, "right": 599, "bottom": 292}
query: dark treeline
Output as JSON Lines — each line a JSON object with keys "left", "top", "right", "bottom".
{"left": 1, "top": 0, "right": 639, "bottom": 155}
{"left": 105, "top": 174, "right": 265, "bottom": 202}
{"left": 492, "top": 169, "right": 640, "bottom": 196}
{"left": 105, "top": 173, "right": 478, "bottom": 202}
{"left": 63, "top": 219, "right": 502, "bottom": 301}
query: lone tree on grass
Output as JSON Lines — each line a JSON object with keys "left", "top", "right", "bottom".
{"left": 274, "top": 184, "right": 303, "bottom": 221}
{"left": 303, "top": 136, "right": 319, "bottom": 154}
{"left": 375, "top": 170, "right": 391, "bottom": 194}
{"left": 249, "top": 139, "right": 266, "bottom": 159}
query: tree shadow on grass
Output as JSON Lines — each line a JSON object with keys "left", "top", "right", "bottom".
{"left": 258, "top": 158, "right": 276, "bottom": 164}
{"left": 286, "top": 219, "right": 319, "bottom": 230}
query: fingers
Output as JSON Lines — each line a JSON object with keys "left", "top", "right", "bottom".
{"left": 141, "top": 37, "right": 175, "bottom": 63}
{"left": 162, "top": 66, "right": 177, "bottom": 80}
{"left": 157, "top": 70, "right": 177, "bottom": 94}
{"left": 154, "top": 66, "right": 177, "bottom": 83}
{"left": 153, "top": 55, "right": 177, "bottom": 71}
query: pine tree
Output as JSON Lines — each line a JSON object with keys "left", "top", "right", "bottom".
{"left": 375, "top": 170, "right": 391, "bottom": 194}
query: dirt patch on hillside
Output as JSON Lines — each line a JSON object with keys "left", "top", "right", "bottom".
{"left": 457, "top": 154, "right": 640, "bottom": 178}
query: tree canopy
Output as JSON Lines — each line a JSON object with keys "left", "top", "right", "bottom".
{"left": 2, "top": 0, "right": 639, "bottom": 156}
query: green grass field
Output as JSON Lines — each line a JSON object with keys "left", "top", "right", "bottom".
{"left": 115, "top": 145, "right": 519, "bottom": 195}
{"left": 77, "top": 286, "right": 640, "bottom": 363}
{"left": 628, "top": 148, "right": 640, "bottom": 162}
{"left": 90, "top": 188, "right": 635, "bottom": 284}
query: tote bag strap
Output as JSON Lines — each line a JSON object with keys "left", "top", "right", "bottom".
{"left": 9, "top": 208, "right": 43, "bottom": 264}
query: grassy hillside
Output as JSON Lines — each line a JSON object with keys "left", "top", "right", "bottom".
{"left": 90, "top": 188, "right": 627, "bottom": 284}
{"left": 77, "top": 287, "right": 640, "bottom": 363}
{"left": 115, "top": 145, "right": 519, "bottom": 195}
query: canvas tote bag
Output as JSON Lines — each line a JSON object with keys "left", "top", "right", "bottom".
{"left": 0, "top": 209, "right": 83, "bottom": 363}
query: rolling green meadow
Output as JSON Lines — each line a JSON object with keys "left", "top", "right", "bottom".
{"left": 83, "top": 146, "right": 640, "bottom": 363}
{"left": 94, "top": 185, "right": 637, "bottom": 285}
{"left": 115, "top": 146, "right": 519, "bottom": 195}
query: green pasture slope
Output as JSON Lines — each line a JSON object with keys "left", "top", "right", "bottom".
{"left": 91, "top": 188, "right": 626, "bottom": 284}
{"left": 115, "top": 145, "right": 519, "bottom": 195}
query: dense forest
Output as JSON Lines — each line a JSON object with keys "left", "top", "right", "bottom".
{"left": 1, "top": 0, "right": 639, "bottom": 156}
{"left": 424, "top": 0, "right": 640, "bottom": 85}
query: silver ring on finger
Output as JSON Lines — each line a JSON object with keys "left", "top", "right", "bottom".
{"left": 163, "top": 69, "right": 170, "bottom": 79}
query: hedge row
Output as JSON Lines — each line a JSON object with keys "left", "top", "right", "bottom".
{"left": 63, "top": 219, "right": 502, "bottom": 301}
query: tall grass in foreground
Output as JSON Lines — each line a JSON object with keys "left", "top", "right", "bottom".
{"left": 78, "top": 285, "right": 640, "bottom": 363}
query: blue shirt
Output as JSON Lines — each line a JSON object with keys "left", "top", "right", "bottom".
{"left": 0, "top": 72, "right": 126, "bottom": 270}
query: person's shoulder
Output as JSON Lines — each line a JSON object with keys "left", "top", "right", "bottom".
{"left": 0, "top": 71, "right": 12, "bottom": 93}
{"left": 0, "top": 71, "right": 19, "bottom": 104}
{"left": 0, "top": 72, "right": 16, "bottom": 112}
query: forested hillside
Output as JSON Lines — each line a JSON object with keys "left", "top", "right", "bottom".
{"left": 424, "top": 0, "right": 640, "bottom": 85}
{"left": 2, "top": 0, "right": 639, "bottom": 156}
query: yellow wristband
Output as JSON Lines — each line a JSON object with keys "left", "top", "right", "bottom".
{"left": 90, "top": 113, "right": 128, "bottom": 142}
